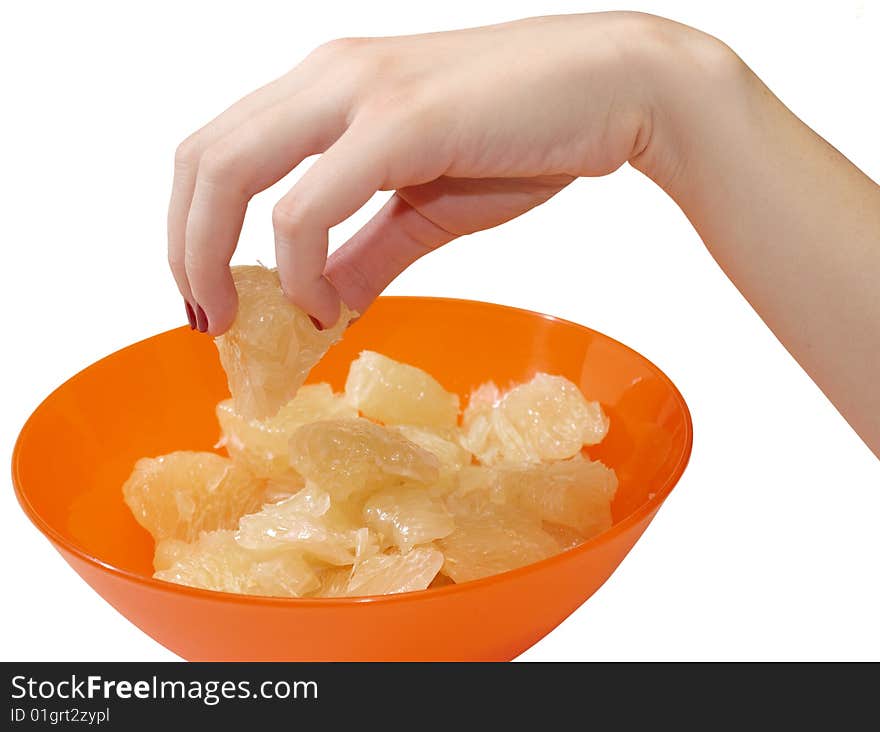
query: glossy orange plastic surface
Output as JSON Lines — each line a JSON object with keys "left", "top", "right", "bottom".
{"left": 12, "top": 297, "right": 692, "bottom": 661}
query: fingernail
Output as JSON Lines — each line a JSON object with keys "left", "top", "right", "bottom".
{"left": 308, "top": 315, "right": 324, "bottom": 332}
{"left": 184, "top": 301, "right": 196, "bottom": 330}
{"left": 195, "top": 305, "right": 209, "bottom": 333}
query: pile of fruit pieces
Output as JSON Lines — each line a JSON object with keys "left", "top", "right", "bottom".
{"left": 123, "top": 266, "right": 618, "bottom": 598}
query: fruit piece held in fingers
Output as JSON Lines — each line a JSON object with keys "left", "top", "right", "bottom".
{"left": 215, "top": 265, "right": 355, "bottom": 420}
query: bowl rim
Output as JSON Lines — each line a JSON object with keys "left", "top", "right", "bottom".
{"left": 11, "top": 295, "right": 693, "bottom": 607}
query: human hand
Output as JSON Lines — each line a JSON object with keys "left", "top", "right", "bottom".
{"left": 169, "top": 12, "right": 668, "bottom": 333}
{"left": 168, "top": 11, "right": 880, "bottom": 457}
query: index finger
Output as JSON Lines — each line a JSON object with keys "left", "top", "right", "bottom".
{"left": 271, "top": 123, "right": 399, "bottom": 327}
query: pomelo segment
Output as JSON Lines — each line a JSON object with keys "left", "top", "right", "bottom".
{"left": 261, "top": 481, "right": 302, "bottom": 505}
{"left": 153, "top": 530, "right": 318, "bottom": 597}
{"left": 215, "top": 265, "right": 354, "bottom": 420}
{"left": 126, "top": 291, "right": 622, "bottom": 598}
{"left": 394, "top": 425, "right": 471, "bottom": 474}
{"left": 428, "top": 573, "right": 456, "bottom": 589}
{"left": 462, "top": 373, "right": 609, "bottom": 464}
{"left": 363, "top": 487, "right": 455, "bottom": 553}
{"left": 217, "top": 384, "right": 356, "bottom": 482}
{"left": 289, "top": 418, "right": 440, "bottom": 501}
{"left": 438, "top": 502, "right": 560, "bottom": 583}
{"left": 235, "top": 484, "right": 374, "bottom": 566}
{"left": 492, "top": 458, "right": 617, "bottom": 539}
{"left": 317, "top": 566, "right": 352, "bottom": 597}
{"left": 542, "top": 522, "right": 586, "bottom": 551}
{"left": 122, "top": 451, "right": 264, "bottom": 543}
{"left": 345, "top": 351, "right": 460, "bottom": 428}
{"left": 319, "top": 547, "right": 444, "bottom": 597}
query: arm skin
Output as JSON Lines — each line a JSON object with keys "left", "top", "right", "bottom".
{"left": 630, "top": 21, "right": 880, "bottom": 458}
{"left": 168, "top": 12, "right": 880, "bottom": 457}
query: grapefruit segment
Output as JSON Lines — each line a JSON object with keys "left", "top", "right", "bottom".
{"left": 216, "top": 383, "right": 356, "bottom": 482}
{"left": 345, "top": 351, "right": 459, "bottom": 428}
{"left": 363, "top": 487, "right": 455, "bottom": 553}
{"left": 215, "top": 265, "right": 354, "bottom": 420}
{"left": 438, "top": 502, "right": 560, "bottom": 583}
{"left": 235, "top": 484, "right": 374, "bottom": 566}
{"left": 319, "top": 547, "right": 444, "bottom": 597}
{"left": 153, "top": 530, "right": 319, "bottom": 597}
{"left": 462, "top": 373, "right": 609, "bottom": 464}
{"left": 122, "top": 451, "right": 263, "bottom": 543}
{"left": 289, "top": 418, "right": 440, "bottom": 501}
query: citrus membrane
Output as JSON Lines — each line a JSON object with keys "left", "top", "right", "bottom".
{"left": 216, "top": 383, "right": 356, "bottom": 483}
{"left": 121, "top": 269, "right": 619, "bottom": 598}
{"left": 123, "top": 451, "right": 264, "bottom": 543}
{"left": 345, "top": 350, "right": 460, "bottom": 428}
{"left": 154, "top": 530, "right": 319, "bottom": 597}
{"left": 215, "top": 265, "right": 354, "bottom": 420}
{"left": 462, "top": 373, "right": 609, "bottom": 464}
{"left": 289, "top": 418, "right": 441, "bottom": 501}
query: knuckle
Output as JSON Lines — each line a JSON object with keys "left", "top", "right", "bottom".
{"left": 309, "top": 37, "right": 387, "bottom": 85}
{"left": 312, "top": 36, "right": 366, "bottom": 60}
{"left": 272, "top": 199, "right": 308, "bottom": 235}
{"left": 174, "top": 134, "right": 201, "bottom": 171}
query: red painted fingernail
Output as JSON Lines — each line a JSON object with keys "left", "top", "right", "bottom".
{"left": 195, "top": 305, "right": 209, "bottom": 333}
{"left": 308, "top": 315, "right": 324, "bottom": 331}
{"left": 184, "top": 301, "right": 196, "bottom": 330}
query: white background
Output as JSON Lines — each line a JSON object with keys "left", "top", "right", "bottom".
{"left": 2, "top": 0, "right": 878, "bottom": 661}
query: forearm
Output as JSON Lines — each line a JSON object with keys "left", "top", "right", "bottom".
{"left": 631, "top": 19, "right": 880, "bottom": 457}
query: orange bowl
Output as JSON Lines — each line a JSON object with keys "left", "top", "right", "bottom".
{"left": 12, "top": 297, "right": 692, "bottom": 661}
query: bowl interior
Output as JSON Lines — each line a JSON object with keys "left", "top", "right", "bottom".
{"left": 13, "top": 297, "right": 691, "bottom": 584}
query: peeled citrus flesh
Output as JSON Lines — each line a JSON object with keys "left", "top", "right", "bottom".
{"left": 316, "top": 566, "right": 352, "bottom": 597}
{"left": 289, "top": 418, "right": 441, "bottom": 501}
{"left": 215, "top": 265, "right": 354, "bottom": 420}
{"left": 428, "top": 573, "right": 456, "bottom": 589}
{"left": 363, "top": 486, "right": 455, "bottom": 553}
{"left": 126, "top": 298, "right": 620, "bottom": 598}
{"left": 235, "top": 484, "right": 375, "bottom": 566}
{"left": 542, "top": 522, "right": 586, "bottom": 551}
{"left": 393, "top": 424, "right": 471, "bottom": 474}
{"left": 318, "top": 547, "right": 444, "bottom": 597}
{"left": 153, "top": 530, "right": 319, "bottom": 597}
{"left": 217, "top": 384, "right": 357, "bottom": 483}
{"left": 345, "top": 350, "right": 460, "bottom": 428}
{"left": 438, "top": 501, "right": 561, "bottom": 584}
{"left": 122, "top": 451, "right": 264, "bottom": 543}
{"left": 462, "top": 373, "right": 609, "bottom": 465}
{"left": 491, "top": 458, "right": 618, "bottom": 539}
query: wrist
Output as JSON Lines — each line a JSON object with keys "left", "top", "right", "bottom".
{"left": 624, "top": 14, "right": 754, "bottom": 192}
